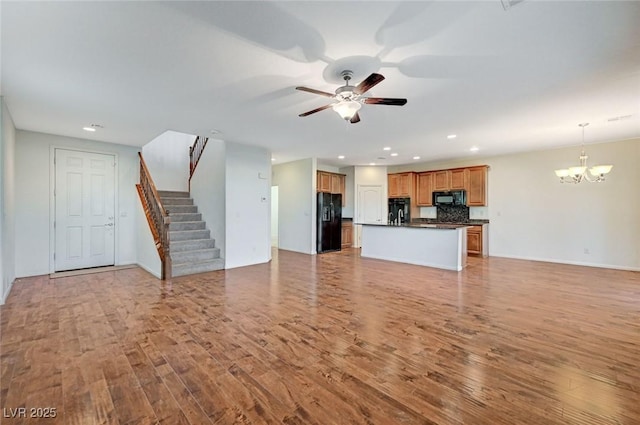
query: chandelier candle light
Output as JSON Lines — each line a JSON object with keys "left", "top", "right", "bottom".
{"left": 554, "top": 123, "right": 613, "bottom": 183}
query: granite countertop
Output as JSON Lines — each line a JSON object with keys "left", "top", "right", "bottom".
{"left": 414, "top": 219, "right": 490, "bottom": 225}
{"left": 358, "top": 222, "right": 468, "bottom": 230}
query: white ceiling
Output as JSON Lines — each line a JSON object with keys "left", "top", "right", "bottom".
{"left": 2, "top": 1, "right": 639, "bottom": 167}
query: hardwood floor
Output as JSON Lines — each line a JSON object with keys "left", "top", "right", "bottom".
{"left": 1, "top": 249, "right": 639, "bottom": 424}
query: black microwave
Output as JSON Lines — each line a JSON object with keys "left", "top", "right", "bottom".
{"left": 433, "top": 190, "right": 466, "bottom": 206}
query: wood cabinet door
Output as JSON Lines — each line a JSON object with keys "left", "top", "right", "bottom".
{"left": 398, "top": 173, "right": 414, "bottom": 197}
{"left": 388, "top": 174, "right": 400, "bottom": 198}
{"left": 341, "top": 223, "right": 352, "bottom": 247}
{"left": 331, "top": 173, "right": 341, "bottom": 194}
{"left": 467, "top": 166, "right": 487, "bottom": 206}
{"left": 433, "top": 170, "right": 450, "bottom": 191}
{"left": 416, "top": 172, "right": 433, "bottom": 206}
{"left": 317, "top": 171, "right": 332, "bottom": 192}
{"left": 450, "top": 169, "right": 466, "bottom": 190}
{"left": 467, "top": 226, "right": 482, "bottom": 255}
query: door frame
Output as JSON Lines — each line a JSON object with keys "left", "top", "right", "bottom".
{"left": 49, "top": 146, "right": 120, "bottom": 273}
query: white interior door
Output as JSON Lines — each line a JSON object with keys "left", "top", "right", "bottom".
{"left": 358, "top": 185, "right": 384, "bottom": 224}
{"left": 55, "top": 149, "right": 115, "bottom": 271}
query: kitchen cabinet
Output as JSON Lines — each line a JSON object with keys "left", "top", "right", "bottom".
{"left": 416, "top": 172, "right": 433, "bottom": 206}
{"left": 433, "top": 170, "right": 450, "bottom": 191}
{"left": 450, "top": 169, "right": 466, "bottom": 190}
{"left": 317, "top": 171, "right": 346, "bottom": 207}
{"left": 317, "top": 171, "right": 332, "bottom": 193}
{"left": 341, "top": 220, "right": 353, "bottom": 248}
{"left": 433, "top": 169, "right": 466, "bottom": 191}
{"left": 466, "top": 166, "right": 487, "bottom": 206}
{"left": 388, "top": 172, "right": 415, "bottom": 198}
{"left": 467, "top": 224, "right": 488, "bottom": 257}
{"left": 467, "top": 226, "right": 482, "bottom": 255}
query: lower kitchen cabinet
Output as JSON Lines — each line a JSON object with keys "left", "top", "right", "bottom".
{"left": 467, "top": 224, "right": 488, "bottom": 257}
{"left": 341, "top": 221, "right": 353, "bottom": 249}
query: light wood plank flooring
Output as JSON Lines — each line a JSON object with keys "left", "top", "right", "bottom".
{"left": 1, "top": 249, "right": 639, "bottom": 424}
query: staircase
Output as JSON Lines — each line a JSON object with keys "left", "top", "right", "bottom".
{"left": 158, "top": 190, "right": 224, "bottom": 277}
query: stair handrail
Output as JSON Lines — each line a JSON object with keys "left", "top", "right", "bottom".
{"left": 189, "top": 135, "right": 209, "bottom": 189}
{"left": 136, "top": 152, "right": 172, "bottom": 280}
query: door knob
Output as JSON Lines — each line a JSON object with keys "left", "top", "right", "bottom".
{"left": 104, "top": 223, "right": 114, "bottom": 227}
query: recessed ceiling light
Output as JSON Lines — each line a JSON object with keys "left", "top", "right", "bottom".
{"left": 470, "top": 146, "right": 479, "bottom": 152}
{"left": 338, "top": 155, "right": 345, "bottom": 159}
{"left": 271, "top": 158, "right": 276, "bottom": 161}
{"left": 83, "top": 127, "right": 96, "bottom": 132}
{"left": 447, "top": 134, "right": 457, "bottom": 139}
{"left": 413, "top": 156, "right": 420, "bottom": 160}
{"left": 369, "top": 162, "right": 376, "bottom": 166}
{"left": 383, "top": 147, "right": 391, "bottom": 151}
{"left": 390, "top": 153, "right": 398, "bottom": 157}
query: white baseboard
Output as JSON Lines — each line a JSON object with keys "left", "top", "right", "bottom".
{"left": 1, "top": 279, "right": 15, "bottom": 305}
{"left": 136, "top": 262, "right": 162, "bottom": 278}
{"left": 491, "top": 253, "right": 640, "bottom": 272}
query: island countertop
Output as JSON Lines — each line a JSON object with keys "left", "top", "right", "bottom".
{"left": 357, "top": 222, "right": 470, "bottom": 230}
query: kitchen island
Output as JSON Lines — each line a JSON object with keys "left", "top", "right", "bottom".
{"left": 360, "top": 223, "right": 469, "bottom": 271}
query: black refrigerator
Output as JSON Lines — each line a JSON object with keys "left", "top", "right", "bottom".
{"left": 317, "top": 192, "right": 342, "bottom": 253}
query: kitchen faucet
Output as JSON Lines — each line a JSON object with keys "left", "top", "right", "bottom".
{"left": 398, "top": 209, "right": 404, "bottom": 224}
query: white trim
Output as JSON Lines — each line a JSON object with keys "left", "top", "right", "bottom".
{"left": 491, "top": 253, "right": 640, "bottom": 272}
{"left": 49, "top": 146, "right": 120, "bottom": 273}
{"left": 1, "top": 279, "right": 14, "bottom": 305}
{"left": 136, "top": 262, "right": 161, "bottom": 279}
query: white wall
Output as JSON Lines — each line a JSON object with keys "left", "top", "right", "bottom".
{"left": 224, "top": 142, "right": 271, "bottom": 269}
{"left": 339, "top": 166, "right": 355, "bottom": 218}
{"left": 189, "top": 138, "right": 226, "bottom": 261}
{"left": 1, "top": 98, "right": 17, "bottom": 304}
{"left": 389, "top": 138, "right": 640, "bottom": 270}
{"left": 14, "top": 131, "right": 140, "bottom": 277}
{"left": 141, "top": 130, "right": 194, "bottom": 192}
{"left": 135, "top": 194, "right": 161, "bottom": 278}
{"left": 272, "top": 159, "right": 315, "bottom": 254}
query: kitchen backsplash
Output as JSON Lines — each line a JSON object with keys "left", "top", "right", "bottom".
{"left": 437, "top": 205, "right": 470, "bottom": 222}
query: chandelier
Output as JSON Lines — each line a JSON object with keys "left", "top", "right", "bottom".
{"left": 554, "top": 123, "right": 613, "bottom": 183}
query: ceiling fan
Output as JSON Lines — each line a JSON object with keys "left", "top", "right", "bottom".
{"left": 296, "top": 70, "right": 407, "bottom": 123}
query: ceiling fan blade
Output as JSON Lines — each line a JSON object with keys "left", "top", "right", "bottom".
{"left": 354, "top": 73, "right": 385, "bottom": 94}
{"left": 350, "top": 112, "right": 361, "bottom": 124}
{"left": 298, "top": 104, "right": 334, "bottom": 117}
{"left": 295, "top": 86, "right": 335, "bottom": 98}
{"left": 363, "top": 97, "right": 407, "bottom": 106}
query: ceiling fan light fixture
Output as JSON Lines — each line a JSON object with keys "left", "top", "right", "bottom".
{"left": 333, "top": 101, "right": 361, "bottom": 120}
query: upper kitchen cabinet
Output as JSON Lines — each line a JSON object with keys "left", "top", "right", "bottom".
{"left": 317, "top": 171, "right": 332, "bottom": 193}
{"left": 450, "top": 169, "right": 467, "bottom": 190}
{"left": 433, "top": 170, "right": 450, "bottom": 191}
{"left": 317, "top": 171, "right": 346, "bottom": 206}
{"left": 433, "top": 169, "right": 466, "bottom": 191}
{"left": 388, "top": 172, "right": 415, "bottom": 198}
{"left": 416, "top": 172, "right": 433, "bottom": 206}
{"left": 466, "top": 166, "right": 488, "bottom": 206}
